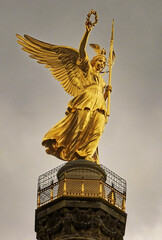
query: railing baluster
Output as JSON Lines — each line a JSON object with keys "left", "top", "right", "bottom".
{"left": 111, "top": 184, "right": 115, "bottom": 205}
{"left": 81, "top": 177, "right": 84, "bottom": 196}
{"left": 99, "top": 179, "right": 103, "bottom": 197}
{"left": 63, "top": 173, "right": 67, "bottom": 196}
{"left": 122, "top": 192, "right": 126, "bottom": 212}
{"left": 37, "top": 185, "right": 41, "bottom": 208}
{"left": 50, "top": 181, "right": 54, "bottom": 201}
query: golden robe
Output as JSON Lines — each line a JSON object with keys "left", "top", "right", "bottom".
{"left": 42, "top": 62, "right": 107, "bottom": 163}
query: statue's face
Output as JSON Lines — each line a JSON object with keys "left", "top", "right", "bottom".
{"left": 94, "top": 58, "right": 106, "bottom": 72}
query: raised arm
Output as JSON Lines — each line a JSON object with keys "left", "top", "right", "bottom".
{"left": 78, "top": 10, "right": 98, "bottom": 66}
{"left": 79, "top": 25, "right": 91, "bottom": 60}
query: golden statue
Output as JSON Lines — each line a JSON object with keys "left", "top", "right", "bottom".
{"left": 16, "top": 10, "right": 115, "bottom": 164}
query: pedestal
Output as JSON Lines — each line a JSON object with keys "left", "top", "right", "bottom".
{"left": 35, "top": 160, "right": 127, "bottom": 240}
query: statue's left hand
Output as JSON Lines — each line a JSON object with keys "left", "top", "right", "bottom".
{"left": 104, "top": 85, "right": 112, "bottom": 100}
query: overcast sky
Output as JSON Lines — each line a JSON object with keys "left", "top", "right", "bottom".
{"left": 0, "top": 0, "right": 162, "bottom": 239}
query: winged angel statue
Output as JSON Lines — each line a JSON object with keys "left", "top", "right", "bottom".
{"left": 16, "top": 10, "right": 113, "bottom": 164}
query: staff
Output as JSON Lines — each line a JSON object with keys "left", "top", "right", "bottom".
{"left": 107, "top": 19, "right": 115, "bottom": 116}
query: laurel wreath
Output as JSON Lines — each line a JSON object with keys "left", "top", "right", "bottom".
{"left": 86, "top": 10, "right": 98, "bottom": 28}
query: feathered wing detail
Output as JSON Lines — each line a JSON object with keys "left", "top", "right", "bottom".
{"left": 89, "top": 43, "right": 106, "bottom": 55}
{"left": 16, "top": 34, "right": 86, "bottom": 97}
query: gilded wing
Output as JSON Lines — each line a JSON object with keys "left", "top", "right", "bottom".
{"left": 89, "top": 43, "right": 106, "bottom": 55}
{"left": 16, "top": 34, "right": 85, "bottom": 97}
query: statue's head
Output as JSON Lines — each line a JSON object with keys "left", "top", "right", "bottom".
{"left": 90, "top": 55, "right": 107, "bottom": 72}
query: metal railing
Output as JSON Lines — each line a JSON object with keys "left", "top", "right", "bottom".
{"left": 38, "top": 164, "right": 126, "bottom": 194}
{"left": 37, "top": 176, "right": 126, "bottom": 212}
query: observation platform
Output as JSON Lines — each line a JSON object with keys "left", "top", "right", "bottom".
{"left": 37, "top": 160, "right": 126, "bottom": 212}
